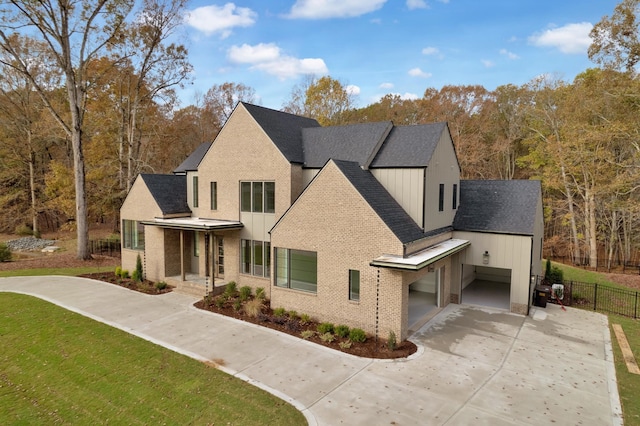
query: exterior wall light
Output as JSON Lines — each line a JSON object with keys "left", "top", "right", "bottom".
{"left": 482, "top": 250, "right": 490, "bottom": 265}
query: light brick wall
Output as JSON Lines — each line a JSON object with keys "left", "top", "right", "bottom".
{"left": 271, "top": 161, "right": 410, "bottom": 339}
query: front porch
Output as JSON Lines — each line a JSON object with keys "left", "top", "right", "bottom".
{"left": 166, "top": 274, "right": 229, "bottom": 297}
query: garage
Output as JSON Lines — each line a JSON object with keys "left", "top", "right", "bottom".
{"left": 460, "top": 264, "right": 510, "bottom": 310}
{"left": 408, "top": 268, "right": 441, "bottom": 329}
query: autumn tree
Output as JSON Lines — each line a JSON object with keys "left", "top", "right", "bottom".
{"left": 283, "top": 76, "right": 356, "bottom": 126}
{"left": 203, "top": 82, "right": 257, "bottom": 127}
{"left": 589, "top": 0, "right": 640, "bottom": 71}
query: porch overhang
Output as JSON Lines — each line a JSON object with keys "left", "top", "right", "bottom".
{"left": 141, "top": 217, "right": 244, "bottom": 231}
{"left": 370, "top": 238, "right": 470, "bottom": 271}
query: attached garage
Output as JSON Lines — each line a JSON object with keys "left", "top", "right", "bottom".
{"left": 460, "top": 265, "right": 511, "bottom": 310}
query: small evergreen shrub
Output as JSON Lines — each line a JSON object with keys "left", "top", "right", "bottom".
{"left": 299, "top": 313, "right": 311, "bottom": 325}
{"left": 273, "top": 307, "right": 286, "bottom": 317}
{"left": 349, "top": 328, "right": 367, "bottom": 343}
{"left": 387, "top": 331, "right": 397, "bottom": 351}
{"left": 224, "top": 281, "right": 237, "bottom": 297}
{"left": 155, "top": 281, "right": 167, "bottom": 291}
{"left": 0, "top": 243, "right": 12, "bottom": 262}
{"left": 335, "top": 325, "right": 350, "bottom": 338}
{"left": 319, "top": 332, "right": 335, "bottom": 343}
{"left": 121, "top": 270, "right": 130, "bottom": 279}
{"left": 115, "top": 266, "right": 122, "bottom": 277}
{"left": 317, "top": 322, "right": 334, "bottom": 334}
{"left": 545, "top": 258, "right": 552, "bottom": 278}
{"left": 300, "top": 330, "right": 315, "bottom": 340}
{"left": 239, "top": 286, "right": 252, "bottom": 301}
{"left": 548, "top": 266, "right": 564, "bottom": 284}
{"left": 256, "top": 287, "right": 266, "bottom": 300}
{"left": 244, "top": 299, "right": 263, "bottom": 317}
{"left": 131, "top": 270, "right": 141, "bottom": 282}
{"left": 134, "top": 254, "right": 143, "bottom": 282}
{"left": 214, "top": 296, "right": 226, "bottom": 309}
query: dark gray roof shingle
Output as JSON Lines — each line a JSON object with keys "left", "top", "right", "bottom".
{"left": 242, "top": 103, "right": 320, "bottom": 163}
{"left": 453, "top": 180, "right": 541, "bottom": 235}
{"left": 302, "top": 122, "right": 393, "bottom": 168}
{"left": 140, "top": 174, "right": 190, "bottom": 216}
{"left": 332, "top": 160, "right": 425, "bottom": 243}
{"left": 370, "top": 122, "right": 446, "bottom": 167}
{"left": 173, "top": 142, "right": 211, "bottom": 174}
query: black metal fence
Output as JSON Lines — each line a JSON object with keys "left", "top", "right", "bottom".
{"left": 544, "top": 279, "right": 640, "bottom": 319}
{"left": 89, "top": 239, "right": 121, "bottom": 257}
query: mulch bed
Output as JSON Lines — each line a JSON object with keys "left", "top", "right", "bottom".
{"left": 78, "top": 271, "right": 173, "bottom": 295}
{"left": 194, "top": 296, "right": 417, "bottom": 360}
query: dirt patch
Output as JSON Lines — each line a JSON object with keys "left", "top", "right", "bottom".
{"left": 0, "top": 252, "right": 119, "bottom": 271}
{"left": 601, "top": 273, "right": 640, "bottom": 291}
{"left": 194, "top": 295, "right": 417, "bottom": 360}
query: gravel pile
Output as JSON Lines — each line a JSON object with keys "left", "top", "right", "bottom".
{"left": 5, "top": 237, "right": 56, "bottom": 252}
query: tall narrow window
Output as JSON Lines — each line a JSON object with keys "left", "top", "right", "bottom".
{"left": 265, "top": 182, "right": 275, "bottom": 213}
{"left": 253, "top": 240, "right": 264, "bottom": 276}
{"left": 122, "top": 219, "right": 144, "bottom": 250}
{"left": 241, "top": 239, "right": 251, "bottom": 274}
{"left": 452, "top": 183, "right": 458, "bottom": 210}
{"left": 349, "top": 269, "right": 360, "bottom": 301}
{"left": 252, "top": 182, "right": 263, "bottom": 213}
{"left": 193, "top": 176, "right": 199, "bottom": 207}
{"left": 265, "top": 242, "right": 271, "bottom": 278}
{"left": 210, "top": 182, "right": 217, "bottom": 210}
{"left": 438, "top": 183, "right": 444, "bottom": 212}
{"left": 241, "top": 182, "right": 251, "bottom": 212}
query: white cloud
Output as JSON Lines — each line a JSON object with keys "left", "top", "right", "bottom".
{"left": 346, "top": 85, "right": 361, "bottom": 95}
{"left": 408, "top": 67, "right": 432, "bottom": 78}
{"left": 228, "top": 43, "right": 328, "bottom": 79}
{"left": 407, "top": 0, "right": 428, "bottom": 10}
{"left": 379, "top": 82, "right": 394, "bottom": 89}
{"left": 185, "top": 3, "right": 256, "bottom": 38}
{"left": 528, "top": 22, "right": 593, "bottom": 54}
{"left": 482, "top": 59, "right": 495, "bottom": 68}
{"left": 286, "top": 0, "right": 387, "bottom": 19}
{"left": 421, "top": 46, "right": 440, "bottom": 55}
{"left": 499, "top": 48, "right": 519, "bottom": 60}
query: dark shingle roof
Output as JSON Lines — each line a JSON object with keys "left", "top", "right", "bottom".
{"left": 242, "top": 103, "right": 320, "bottom": 163}
{"left": 140, "top": 174, "right": 190, "bottom": 216}
{"left": 302, "top": 122, "right": 393, "bottom": 168}
{"left": 173, "top": 142, "right": 211, "bottom": 174}
{"left": 370, "top": 122, "right": 446, "bottom": 167}
{"left": 453, "top": 180, "right": 541, "bottom": 235}
{"left": 333, "top": 160, "right": 425, "bottom": 243}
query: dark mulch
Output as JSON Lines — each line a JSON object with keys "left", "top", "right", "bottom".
{"left": 194, "top": 295, "right": 417, "bottom": 360}
{"left": 78, "top": 272, "right": 173, "bottom": 295}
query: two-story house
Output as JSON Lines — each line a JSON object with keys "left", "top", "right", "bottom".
{"left": 120, "top": 102, "right": 543, "bottom": 340}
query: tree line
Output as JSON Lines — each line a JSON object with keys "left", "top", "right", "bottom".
{"left": 0, "top": 0, "right": 639, "bottom": 268}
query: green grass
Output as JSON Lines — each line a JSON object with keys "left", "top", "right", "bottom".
{"left": 0, "top": 266, "right": 114, "bottom": 277}
{"left": 609, "top": 315, "right": 640, "bottom": 426}
{"left": 0, "top": 293, "right": 306, "bottom": 425}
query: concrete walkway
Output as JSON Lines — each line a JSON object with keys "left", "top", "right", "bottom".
{"left": 0, "top": 276, "right": 623, "bottom": 425}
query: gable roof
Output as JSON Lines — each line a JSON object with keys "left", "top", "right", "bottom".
{"left": 453, "top": 180, "right": 541, "bottom": 235}
{"left": 241, "top": 102, "right": 321, "bottom": 164}
{"left": 140, "top": 174, "right": 190, "bottom": 216}
{"left": 173, "top": 142, "right": 211, "bottom": 174}
{"left": 302, "top": 122, "right": 393, "bottom": 168}
{"left": 332, "top": 159, "right": 425, "bottom": 244}
{"left": 370, "top": 122, "right": 446, "bottom": 168}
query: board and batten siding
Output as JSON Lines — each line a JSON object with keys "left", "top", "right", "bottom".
{"left": 424, "top": 131, "right": 460, "bottom": 232}
{"left": 453, "top": 231, "right": 533, "bottom": 313}
{"left": 371, "top": 168, "right": 425, "bottom": 228}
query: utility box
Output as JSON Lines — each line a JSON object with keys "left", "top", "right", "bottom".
{"left": 534, "top": 285, "right": 550, "bottom": 308}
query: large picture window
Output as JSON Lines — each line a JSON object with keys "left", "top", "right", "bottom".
{"left": 275, "top": 248, "right": 317, "bottom": 293}
{"left": 122, "top": 220, "right": 144, "bottom": 250}
{"left": 241, "top": 239, "right": 270, "bottom": 277}
{"left": 240, "top": 181, "right": 275, "bottom": 213}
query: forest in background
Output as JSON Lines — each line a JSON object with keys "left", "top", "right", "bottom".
{"left": 0, "top": 0, "right": 639, "bottom": 268}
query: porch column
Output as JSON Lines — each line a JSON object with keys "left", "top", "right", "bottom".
{"left": 180, "top": 230, "right": 185, "bottom": 281}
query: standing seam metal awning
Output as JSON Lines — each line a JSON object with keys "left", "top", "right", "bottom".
{"left": 370, "top": 238, "right": 470, "bottom": 270}
{"left": 140, "top": 217, "right": 243, "bottom": 231}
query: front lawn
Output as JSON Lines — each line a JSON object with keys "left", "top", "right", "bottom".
{"left": 609, "top": 315, "right": 640, "bottom": 426}
{"left": 0, "top": 293, "right": 305, "bottom": 425}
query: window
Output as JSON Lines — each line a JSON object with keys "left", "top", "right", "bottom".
{"left": 275, "top": 248, "right": 317, "bottom": 293}
{"left": 210, "top": 182, "right": 217, "bottom": 210}
{"left": 240, "top": 181, "right": 275, "bottom": 213}
{"left": 452, "top": 183, "right": 458, "bottom": 210}
{"left": 241, "top": 239, "right": 270, "bottom": 277}
{"left": 122, "top": 220, "right": 144, "bottom": 250}
{"left": 349, "top": 269, "right": 360, "bottom": 301}
{"left": 438, "top": 183, "right": 444, "bottom": 212}
{"left": 193, "top": 176, "right": 199, "bottom": 207}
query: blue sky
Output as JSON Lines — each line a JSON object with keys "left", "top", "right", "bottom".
{"left": 180, "top": 0, "right": 620, "bottom": 109}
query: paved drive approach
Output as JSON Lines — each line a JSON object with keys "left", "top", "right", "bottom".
{"left": 0, "top": 276, "right": 623, "bottom": 425}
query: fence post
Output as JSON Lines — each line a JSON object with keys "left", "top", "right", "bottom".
{"left": 593, "top": 283, "right": 598, "bottom": 311}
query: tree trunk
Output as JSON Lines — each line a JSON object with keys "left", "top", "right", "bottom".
{"left": 559, "top": 163, "right": 581, "bottom": 263}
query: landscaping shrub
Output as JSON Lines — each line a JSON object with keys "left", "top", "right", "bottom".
{"left": 214, "top": 296, "right": 226, "bottom": 309}
{"left": 233, "top": 299, "right": 242, "bottom": 311}
{"left": 319, "top": 332, "right": 335, "bottom": 343}
{"left": 115, "top": 266, "right": 122, "bottom": 277}
{"left": 288, "top": 310, "right": 298, "bottom": 320}
{"left": 317, "top": 322, "right": 334, "bottom": 334}
{"left": 273, "top": 307, "right": 286, "bottom": 317}
{"left": 387, "top": 331, "right": 397, "bottom": 351}
{"left": 155, "top": 281, "right": 167, "bottom": 291}
{"left": 349, "top": 328, "right": 367, "bottom": 343}
{"left": 255, "top": 287, "right": 266, "bottom": 300}
{"left": 134, "top": 254, "right": 143, "bottom": 282}
{"left": 300, "top": 330, "right": 314, "bottom": 340}
{"left": 285, "top": 319, "right": 300, "bottom": 332}
{"left": 545, "top": 258, "right": 552, "bottom": 279}
{"left": 335, "top": 325, "right": 350, "bottom": 338}
{"left": 224, "top": 281, "right": 237, "bottom": 297}
{"left": 121, "top": 270, "right": 130, "bottom": 279}
{"left": 339, "top": 340, "right": 352, "bottom": 350}
{"left": 548, "top": 266, "right": 564, "bottom": 284}
{"left": 299, "top": 313, "right": 310, "bottom": 325}
{"left": 131, "top": 270, "right": 141, "bottom": 283}
{"left": 239, "top": 286, "right": 252, "bottom": 301}
{"left": 244, "top": 299, "right": 263, "bottom": 317}
{"left": 0, "top": 243, "right": 12, "bottom": 262}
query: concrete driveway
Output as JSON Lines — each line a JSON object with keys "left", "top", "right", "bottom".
{"left": 0, "top": 276, "right": 623, "bottom": 425}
